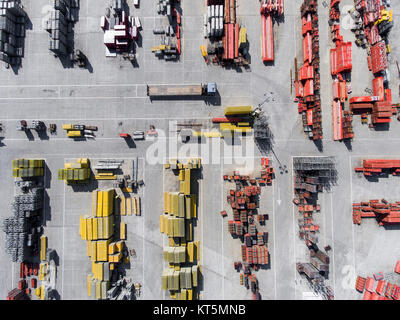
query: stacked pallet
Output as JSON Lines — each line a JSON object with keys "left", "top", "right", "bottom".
{"left": 12, "top": 159, "right": 44, "bottom": 178}
{"left": 45, "top": 0, "right": 79, "bottom": 56}
{"left": 0, "top": 0, "right": 26, "bottom": 65}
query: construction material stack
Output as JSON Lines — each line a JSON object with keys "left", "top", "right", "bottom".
{"left": 355, "top": 261, "right": 400, "bottom": 300}
{"left": 204, "top": 0, "right": 249, "bottom": 67}
{"left": 349, "top": 0, "right": 395, "bottom": 126}
{"left": 101, "top": 0, "right": 139, "bottom": 59}
{"left": 58, "top": 158, "right": 91, "bottom": 185}
{"left": 152, "top": 0, "right": 182, "bottom": 60}
{"left": 355, "top": 159, "right": 400, "bottom": 177}
{"left": 329, "top": 0, "right": 354, "bottom": 141}
{"left": 2, "top": 160, "right": 45, "bottom": 263}
{"left": 0, "top": 0, "right": 27, "bottom": 66}
{"left": 218, "top": 106, "right": 253, "bottom": 137}
{"left": 160, "top": 158, "right": 201, "bottom": 300}
{"left": 223, "top": 158, "right": 274, "bottom": 300}
{"left": 12, "top": 159, "right": 44, "bottom": 178}
{"left": 62, "top": 123, "right": 97, "bottom": 138}
{"left": 352, "top": 199, "right": 400, "bottom": 226}
{"left": 35, "top": 236, "right": 58, "bottom": 300}
{"left": 79, "top": 189, "right": 130, "bottom": 300}
{"left": 293, "top": 157, "right": 336, "bottom": 299}
{"left": 260, "top": 0, "right": 283, "bottom": 63}
{"left": 45, "top": 0, "right": 79, "bottom": 57}
{"left": 295, "top": 0, "right": 322, "bottom": 141}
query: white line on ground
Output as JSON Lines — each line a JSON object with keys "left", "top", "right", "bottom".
{"left": 271, "top": 174, "right": 277, "bottom": 300}
{"left": 330, "top": 192, "right": 337, "bottom": 297}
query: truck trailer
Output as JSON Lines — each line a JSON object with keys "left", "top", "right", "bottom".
{"left": 147, "top": 82, "right": 217, "bottom": 97}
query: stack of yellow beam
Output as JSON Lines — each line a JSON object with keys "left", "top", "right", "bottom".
{"left": 160, "top": 159, "right": 202, "bottom": 300}
{"left": 58, "top": 158, "right": 91, "bottom": 184}
{"left": 218, "top": 106, "right": 253, "bottom": 135}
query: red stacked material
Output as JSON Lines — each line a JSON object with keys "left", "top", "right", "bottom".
{"left": 6, "top": 288, "right": 27, "bottom": 301}
{"left": 352, "top": 199, "right": 400, "bottom": 225}
{"left": 260, "top": 0, "right": 283, "bottom": 62}
{"left": 370, "top": 40, "right": 388, "bottom": 74}
{"left": 295, "top": 0, "right": 322, "bottom": 141}
{"left": 330, "top": 42, "right": 352, "bottom": 75}
{"left": 355, "top": 276, "right": 366, "bottom": 292}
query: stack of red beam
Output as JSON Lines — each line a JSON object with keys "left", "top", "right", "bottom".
{"left": 329, "top": 0, "right": 353, "bottom": 141}
{"left": 352, "top": 200, "right": 400, "bottom": 225}
{"left": 355, "top": 159, "right": 400, "bottom": 176}
{"left": 222, "top": 0, "right": 239, "bottom": 61}
{"left": 355, "top": 261, "right": 400, "bottom": 300}
{"left": 260, "top": 0, "right": 283, "bottom": 62}
{"left": 295, "top": 0, "right": 322, "bottom": 141}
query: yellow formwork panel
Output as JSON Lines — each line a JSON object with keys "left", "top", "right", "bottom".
{"left": 87, "top": 217, "right": 93, "bottom": 241}
{"left": 167, "top": 217, "right": 174, "bottom": 237}
{"left": 92, "top": 191, "right": 98, "bottom": 217}
{"left": 191, "top": 195, "right": 197, "bottom": 218}
{"left": 87, "top": 240, "right": 91, "bottom": 257}
{"left": 185, "top": 196, "right": 191, "bottom": 219}
{"left": 97, "top": 239, "right": 111, "bottom": 262}
{"left": 92, "top": 262, "right": 104, "bottom": 281}
{"left": 164, "top": 192, "right": 170, "bottom": 214}
{"left": 40, "top": 285, "right": 45, "bottom": 300}
{"left": 135, "top": 197, "right": 141, "bottom": 216}
{"left": 87, "top": 275, "right": 93, "bottom": 297}
{"left": 108, "top": 242, "right": 116, "bottom": 255}
{"left": 195, "top": 241, "right": 200, "bottom": 261}
{"left": 187, "top": 289, "right": 193, "bottom": 300}
{"left": 224, "top": 106, "right": 252, "bottom": 116}
{"left": 184, "top": 169, "right": 191, "bottom": 195}
{"left": 120, "top": 222, "right": 126, "bottom": 240}
{"left": 116, "top": 241, "right": 124, "bottom": 252}
{"left": 187, "top": 242, "right": 194, "bottom": 263}
{"left": 98, "top": 217, "right": 104, "bottom": 239}
{"left": 92, "top": 218, "right": 98, "bottom": 240}
{"left": 185, "top": 220, "right": 193, "bottom": 242}
{"left": 91, "top": 241, "right": 97, "bottom": 262}
{"left": 132, "top": 197, "right": 137, "bottom": 215}
{"left": 178, "top": 169, "right": 185, "bottom": 181}
{"left": 102, "top": 190, "right": 114, "bottom": 217}
{"left": 40, "top": 236, "right": 47, "bottom": 262}
{"left": 97, "top": 191, "right": 103, "bottom": 217}
{"left": 80, "top": 216, "right": 87, "bottom": 240}
{"left": 120, "top": 196, "right": 126, "bottom": 216}
{"left": 126, "top": 196, "right": 132, "bottom": 216}
{"left": 95, "top": 281, "right": 101, "bottom": 300}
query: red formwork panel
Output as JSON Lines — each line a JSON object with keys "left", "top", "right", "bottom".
{"left": 371, "top": 40, "right": 388, "bottom": 74}
{"left": 234, "top": 23, "right": 239, "bottom": 58}
{"left": 261, "top": 14, "right": 274, "bottom": 62}
{"left": 372, "top": 76, "right": 384, "bottom": 101}
{"left": 228, "top": 23, "right": 234, "bottom": 59}
{"left": 332, "top": 99, "right": 343, "bottom": 141}
{"left": 303, "top": 32, "right": 312, "bottom": 64}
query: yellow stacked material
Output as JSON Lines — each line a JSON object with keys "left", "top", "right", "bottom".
{"left": 116, "top": 241, "right": 124, "bottom": 252}
{"left": 102, "top": 189, "right": 114, "bottom": 216}
{"left": 40, "top": 236, "right": 47, "bottom": 262}
{"left": 95, "top": 281, "right": 101, "bottom": 299}
{"left": 108, "top": 242, "right": 117, "bottom": 255}
{"left": 164, "top": 192, "right": 170, "bottom": 214}
{"left": 95, "top": 175, "right": 117, "bottom": 180}
{"left": 180, "top": 289, "right": 187, "bottom": 300}
{"left": 97, "top": 191, "right": 103, "bottom": 217}
{"left": 87, "top": 275, "right": 93, "bottom": 297}
{"left": 185, "top": 220, "right": 193, "bottom": 242}
{"left": 91, "top": 191, "right": 98, "bottom": 216}
{"left": 120, "top": 195, "right": 126, "bottom": 216}
{"left": 92, "top": 218, "right": 98, "bottom": 240}
{"left": 184, "top": 169, "right": 190, "bottom": 195}
{"left": 224, "top": 106, "right": 252, "bottom": 115}
{"left": 194, "top": 241, "right": 200, "bottom": 260}
{"left": 39, "top": 262, "right": 48, "bottom": 281}
{"left": 40, "top": 285, "right": 45, "bottom": 300}
{"left": 86, "top": 217, "right": 93, "bottom": 240}
{"left": 187, "top": 242, "right": 195, "bottom": 263}
{"left": 178, "top": 194, "right": 185, "bottom": 218}
{"left": 97, "top": 239, "right": 112, "bottom": 262}
{"left": 191, "top": 195, "right": 197, "bottom": 218}
{"left": 203, "top": 131, "right": 222, "bottom": 138}
{"left": 134, "top": 197, "right": 141, "bottom": 216}
{"left": 67, "top": 130, "right": 82, "bottom": 137}
{"left": 90, "top": 241, "right": 97, "bottom": 261}
{"left": 120, "top": 222, "right": 126, "bottom": 240}
{"left": 79, "top": 216, "right": 87, "bottom": 240}
{"left": 97, "top": 216, "right": 104, "bottom": 239}
{"left": 108, "top": 251, "right": 123, "bottom": 263}
{"left": 178, "top": 169, "right": 185, "bottom": 181}
{"left": 160, "top": 214, "right": 166, "bottom": 233}
{"left": 87, "top": 241, "right": 91, "bottom": 257}
{"left": 171, "top": 193, "right": 179, "bottom": 216}
{"left": 187, "top": 289, "right": 193, "bottom": 300}
{"left": 92, "top": 262, "right": 104, "bottom": 281}
{"left": 164, "top": 163, "right": 171, "bottom": 169}
{"left": 132, "top": 197, "right": 137, "bottom": 215}
{"left": 185, "top": 196, "right": 191, "bottom": 219}
{"left": 126, "top": 196, "right": 132, "bottom": 216}
{"left": 35, "top": 287, "right": 41, "bottom": 299}
{"left": 62, "top": 124, "right": 74, "bottom": 130}
{"left": 192, "top": 265, "right": 198, "bottom": 287}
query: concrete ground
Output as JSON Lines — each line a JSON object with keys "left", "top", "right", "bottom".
{"left": 0, "top": 0, "right": 400, "bottom": 300}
